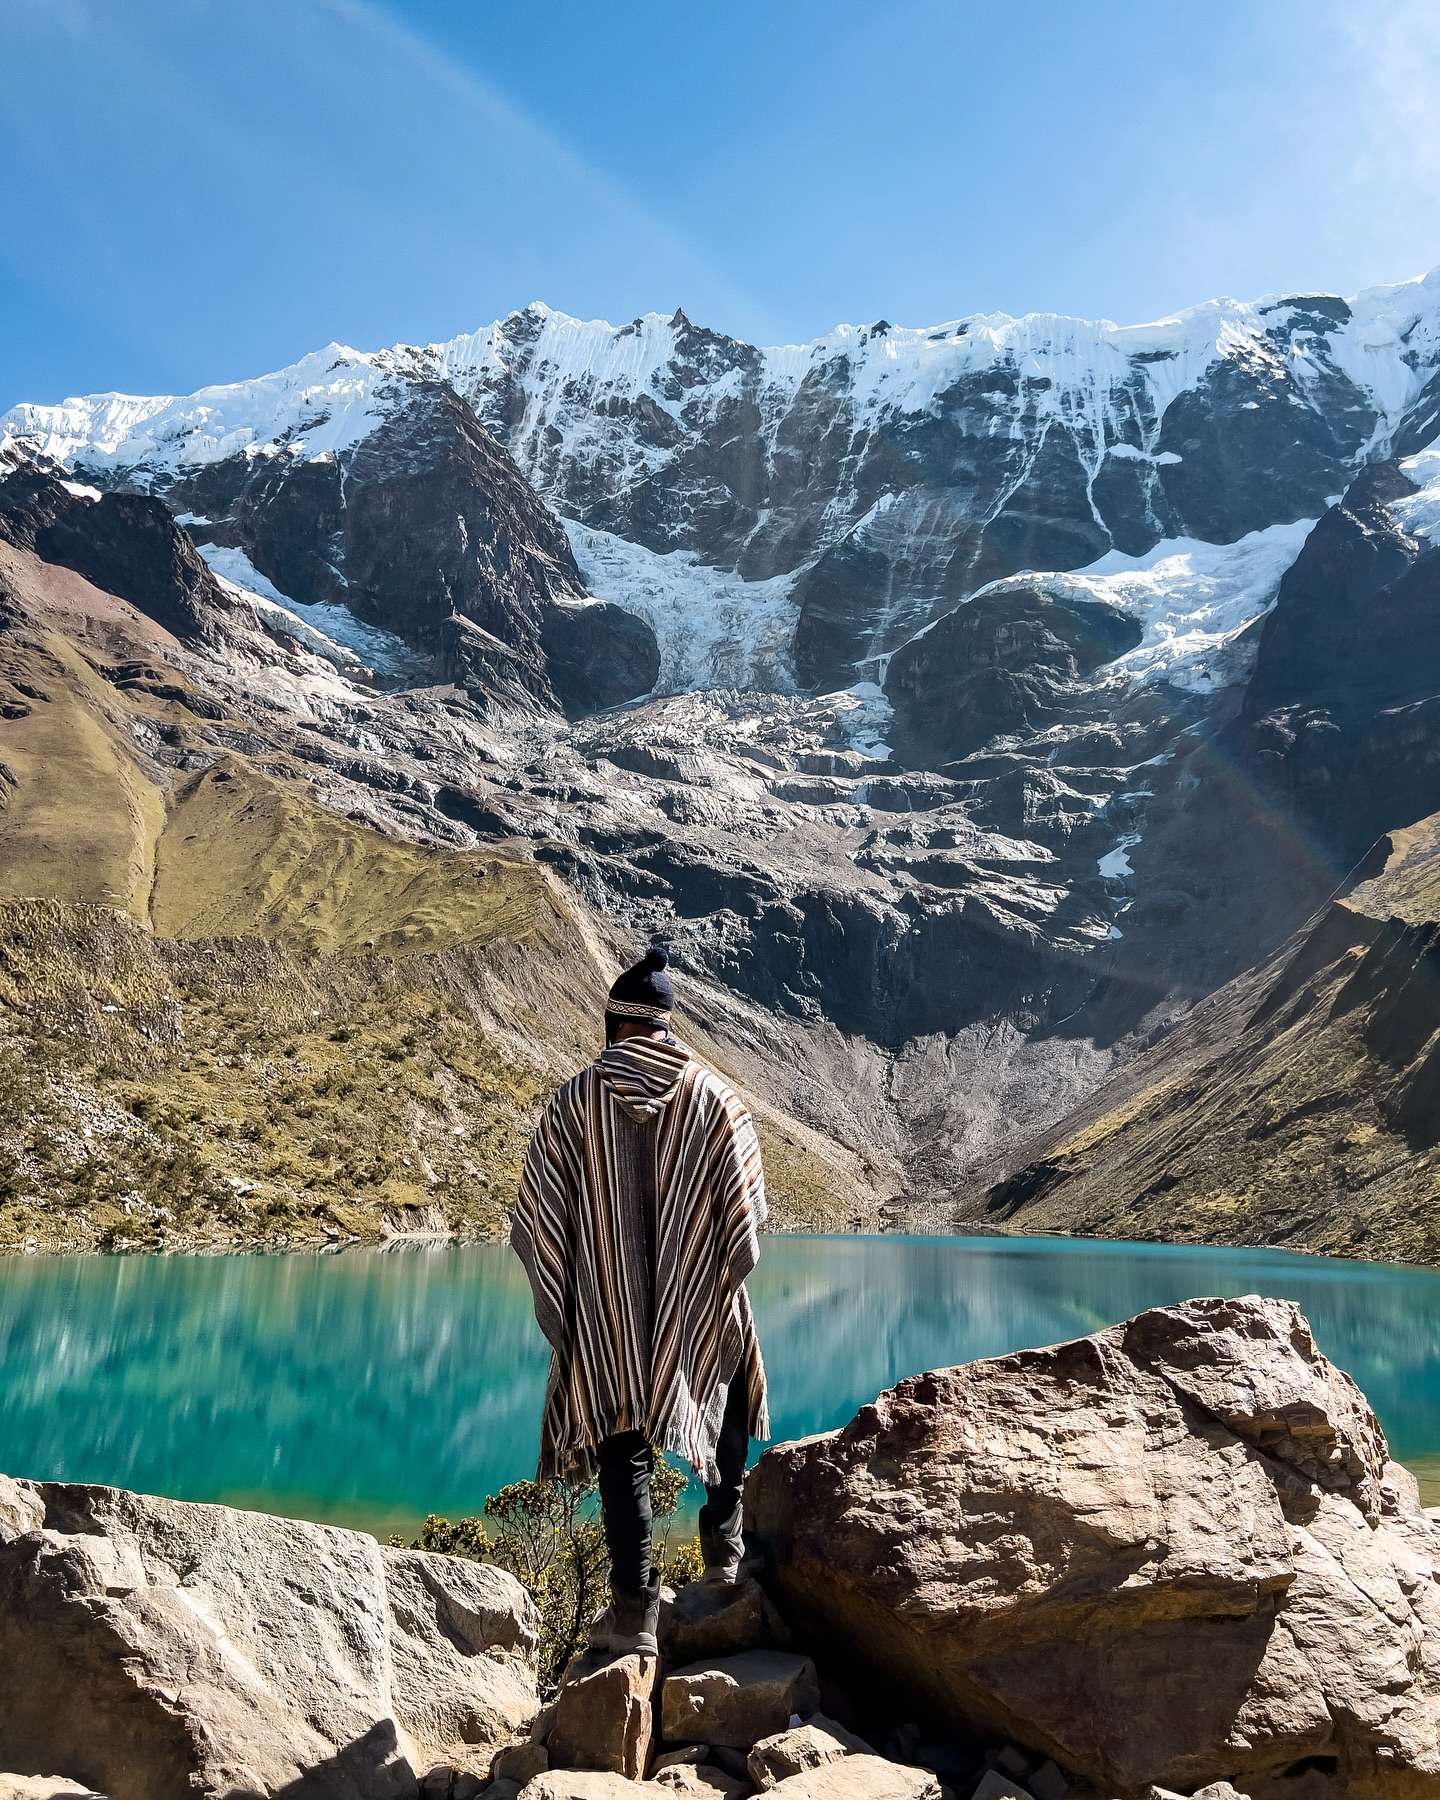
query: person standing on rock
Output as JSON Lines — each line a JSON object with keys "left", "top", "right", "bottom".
{"left": 511, "top": 943, "right": 769, "bottom": 1659}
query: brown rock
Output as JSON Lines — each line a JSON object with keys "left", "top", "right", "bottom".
{"left": 550, "top": 1654, "right": 657, "bottom": 1781}
{"left": 494, "top": 1745, "right": 551, "bottom": 1784}
{"left": 747, "top": 1715, "right": 870, "bottom": 1790}
{"left": 0, "top": 1475, "right": 541, "bottom": 1800}
{"left": 518, "top": 1776, "right": 648, "bottom": 1799}
{"left": 658, "top": 1579, "right": 790, "bottom": 1664}
{"left": 0, "top": 1783, "right": 109, "bottom": 1800}
{"left": 651, "top": 1749, "right": 709, "bottom": 1773}
{"left": 746, "top": 1297, "right": 1440, "bottom": 1800}
{"left": 661, "top": 1651, "right": 819, "bottom": 1750}
{"left": 650, "top": 1769, "right": 748, "bottom": 1799}
{"left": 763, "top": 1757, "right": 940, "bottom": 1798}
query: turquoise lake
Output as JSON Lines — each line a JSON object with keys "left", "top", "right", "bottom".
{"left": 2, "top": 1234, "right": 1439, "bottom": 1539}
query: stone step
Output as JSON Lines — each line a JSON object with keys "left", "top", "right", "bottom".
{"left": 660, "top": 1651, "right": 820, "bottom": 1751}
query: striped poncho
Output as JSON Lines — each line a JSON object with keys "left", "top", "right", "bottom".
{"left": 511, "top": 1036, "right": 769, "bottom": 1485}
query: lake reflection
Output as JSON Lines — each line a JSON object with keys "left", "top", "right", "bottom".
{"left": 3, "top": 1234, "right": 1440, "bottom": 1537}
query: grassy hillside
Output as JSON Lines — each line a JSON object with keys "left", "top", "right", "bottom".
{"left": 0, "top": 897, "right": 561, "bottom": 1252}
{"left": 0, "top": 553, "right": 874, "bottom": 1250}
{"left": 939, "top": 822, "right": 1440, "bottom": 1265}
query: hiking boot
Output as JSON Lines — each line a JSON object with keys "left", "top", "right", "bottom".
{"left": 699, "top": 1502, "right": 746, "bottom": 1589}
{"left": 588, "top": 1571, "right": 661, "bottom": 1656}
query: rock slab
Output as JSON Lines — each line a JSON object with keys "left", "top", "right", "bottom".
{"left": 0, "top": 1474, "right": 540, "bottom": 1800}
{"left": 661, "top": 1650, "right": 819, "bottom": 1750}
{"left": 746, "top": 1296, "right": 1440, "bottom": 1800}
{"left": 0, "top": 1783, "right": 109, "bottom": 1800}
{"left": 518, "top": 1778, "right": 656, "bottom": 1800}
{"left": 650, "top": 1768, "right": 749, "bottom": 1798}
{"left": 747, "top": 1715, "right": 870, "bottom": 1790}
{"left": 748, "top": 1713, "right": 871, "bottom": 1785}
{"left": 764, "top": 1757, "right": 941, "bottom": 1799}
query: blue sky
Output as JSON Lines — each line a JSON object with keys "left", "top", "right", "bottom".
{"left": 3, "top": 0, "right": 1440, "bottom": 410}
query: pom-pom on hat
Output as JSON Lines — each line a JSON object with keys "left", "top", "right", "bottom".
{"left": 606, "top": 943, "right": 675, "bottom": 1022}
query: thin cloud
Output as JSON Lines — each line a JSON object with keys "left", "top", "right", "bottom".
{"left": 316, "top": 0, "right": 774, "bottom": 342}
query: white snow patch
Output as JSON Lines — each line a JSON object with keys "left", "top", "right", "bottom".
{"left": 1055, "top": 518, "right": 1314, "bottom": 690}
{"left": 836, "top": 681, "right": 894, "bottom": 760}
{"left": 1395, "top": 445, "right": 1440, "bottom": 540}
{"left": 1099, "top": 835, "right": 1141, "bottom": 879}
{"left": 197, "top": 543, "right": 431, "bottom": 688}
{"left": 198, "top": 544, "right": 293, "bottom": 605}
{"left": 566, "top": 522, "right": 801, "bottom": 694}
{"left": 59, "top": 479, "right": 102, "bottom": 501}
{"left": 915, "top": 518, "right": 1314, "bottom": 692}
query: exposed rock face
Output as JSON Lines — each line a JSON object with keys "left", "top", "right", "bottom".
{"left": 745, "top": 1296, "right": 1440, "bottom": 1800}
{"left": 1244, "top": 461, "right": 1440, "bottom": 864}
{"left": 0, "top": 1475, "right": 540, "bottom": 1800}
{"left": 434, "top": 295, "right": 1438, "bottom": 692}
{"left": 13, "top": 280, "right": 1440, "bottom": 699}
{"left": 935, "top": 815, "right": 1440, "bottom": 1261}
{"left": 102, "top": 381, "right": 658, "bottom": 717}
{"left": 540, "top": 599, "right": 660, "bottom": 718}
{"left": 883, "top": 586, "right": 1143, "bottom": 766}
{"left": 0, "top": 469, "right": 230, "bottom": 641}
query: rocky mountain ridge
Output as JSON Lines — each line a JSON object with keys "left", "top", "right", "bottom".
{"left": 5, "top": 271, "right": 1440, "bottom": 1235}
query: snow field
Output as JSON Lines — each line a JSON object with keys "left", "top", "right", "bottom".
{"left": 197, "top": 545, "right": 431, "bottom": 689}
{"left": 565, "top": 522, "right": 801, "bottom": 695}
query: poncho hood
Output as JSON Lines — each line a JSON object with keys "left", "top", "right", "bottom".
{"left": 596, "top": 1036, "right": 690, "bottom": 1120}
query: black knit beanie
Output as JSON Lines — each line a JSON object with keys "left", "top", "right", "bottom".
{"left": 606, "top": 943, "right": 674, "bottom": 1023}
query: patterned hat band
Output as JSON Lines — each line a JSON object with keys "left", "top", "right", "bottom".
{"left": 605, "top": 998, "right": 672, "bottom": 1020}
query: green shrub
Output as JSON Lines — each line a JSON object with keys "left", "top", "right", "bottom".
{"left": 401, "top": 1461, "right": 701, "bottom": 1689}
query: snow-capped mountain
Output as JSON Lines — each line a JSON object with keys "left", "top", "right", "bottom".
{"left": 6, "top": 270, "right": 1440, "bottom": 1206}
{"left": 8, "top": 270, "right": 1440, "bottom": 705}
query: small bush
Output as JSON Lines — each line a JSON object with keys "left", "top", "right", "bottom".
{"left": 403, "top": 1460, "right": 701, "bottom": 1689}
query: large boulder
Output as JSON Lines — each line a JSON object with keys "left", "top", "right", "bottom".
{"left": 0, "top": 1476, "right": 540, "bottom": 1800}
{"left": 746, "top": 1296, "right": 1440, "bottom": 1800}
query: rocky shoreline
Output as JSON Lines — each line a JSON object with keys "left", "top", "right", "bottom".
{"left": 4, "top": 1296, "right": 1438, "bottom": 1800}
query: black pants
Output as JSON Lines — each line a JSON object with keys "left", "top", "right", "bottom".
{"left": 596, "top": 1376, "right": 750, "bottom": 1593}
